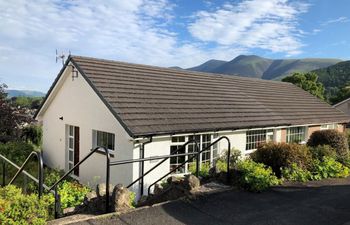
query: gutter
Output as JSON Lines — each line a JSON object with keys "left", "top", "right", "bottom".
{"left": 139, "top": 136, "right": 153, "bottom": 196}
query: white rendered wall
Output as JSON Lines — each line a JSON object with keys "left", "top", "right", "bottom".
{"left": 218, "top": 130, "right": 247, "bottom": 155}
{"left": 39, "top": 64, "right": 134, "bottom": 187}
{"left": 275, "top": 129, "right": 282, "bottom": 143}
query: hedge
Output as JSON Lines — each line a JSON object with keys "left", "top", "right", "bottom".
{"left": 307, "top": 130, "right": 349, "bottom": 161}
{"left": 251, "top": 142, "right": 312, "bottom": 177}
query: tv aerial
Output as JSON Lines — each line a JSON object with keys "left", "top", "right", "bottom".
{"left": 55, "top": 49, "right": 71, "bottom": 65}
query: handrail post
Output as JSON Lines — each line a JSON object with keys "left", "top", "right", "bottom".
{"left": 104, "top": 147, "right": 111, "bottom": 213}
{"left": 196, "top": 145, "right": 200, "bottom": 177}
{"left": 54, "top": 186, "right": 61, "bottom": 219}
{"left": 37, "top": 152, "right": 44, "bottom": 198}
{"left": 226, "top": 140, "right": 231, "bottom": 184}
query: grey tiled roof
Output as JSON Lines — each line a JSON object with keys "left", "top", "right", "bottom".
{"left": 69, "top": 56, "right": 350, "bottom": 137}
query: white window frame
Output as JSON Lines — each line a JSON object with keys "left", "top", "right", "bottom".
{"left": 212, "top": 133, "right": 219, "bottom": 161}
{"left": 67, "top": 125, "right": 75, "bottom": 171}
{"left": 286, "top": 126, "right": 306, "bottom": 143}
{"left": 187, "top": 135, "right": 200, "bottom": 171}
{"left": 170, "top": 136, "right": 187, "bottom": 174}
{"left": 201, "top": 134, "right": 212, "bottom": 165}
{"left": 92, "top": 130, "right": 116, "bottom": 155}
{"left": 245, "top": 129, "right": 274, "bottom": 151}
{"left": 169, "top": 133, "right": 216, "bottom": 174}
{"left": 320, "top": 123, "right": 336, "bottom": 130}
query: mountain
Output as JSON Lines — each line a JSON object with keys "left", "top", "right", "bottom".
{"left": 216, "top": 55, "right": 273, "bottom": 78}
{"left": 169, "top": 66, "right": 184, "bottom": 70}
{"left": 312, "top": 60, "right": 350, "bottom": 99}
{"left": 6, "top": 89, "right": 46, "bottom": 98}
{"left": 186, "top": 55, "right": 341, "bottom": 80}
{"left": 265, "top": 58, "right": 343, "bottom": 80}
{"left": 188, "top": 59, "right": 227, "bottom": 73}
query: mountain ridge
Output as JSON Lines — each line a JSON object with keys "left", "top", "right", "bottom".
{"left": 6, "top": 89, "right": 46, "bottom": 98}
{"left": 185, "top": 55, "right": 342, "bottom": 80}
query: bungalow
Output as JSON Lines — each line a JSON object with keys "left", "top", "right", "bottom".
{"left": 35, "top": 56, "right": 350, "bottom": 196}
{"left": 334, "top": 97, "right": 350, "bottom": 117}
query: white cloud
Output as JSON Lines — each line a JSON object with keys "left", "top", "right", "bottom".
{"left": 0, "top": 0, "right": 308, "bottom": 91}
{"left": 322, "top": 16, "right": 349, "bottom": 26}
{"left": 312, "top": 29, "right": 321, "bottom": 34}
{"left": 188, "top": 0, "right": 308, "bottom": 56}
{"left": 0, "top": 0, "right": 247, "bottom": 91}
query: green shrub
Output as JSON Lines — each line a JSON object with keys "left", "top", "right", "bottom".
{"left": 347, "top": 129, "right": 350, "bottom": 152}
{"left": 129, "top": 191, "right": 136, "bottom": 208}
{"left": 44, "top": 168, "right": 64, "bottom": 187}
{"left": 27, "top": 167, "right": 66, "bottom": 194}
{"left": 0, "top": 185, "right": 53, "bottom": 224}
{"left": 217, "top": 148, "right": 241, "bottom": 168}
{"left": 58, "top": 181, "right": 90, "bottom": 209}
{"left": 215, "top": 159, "right": 228, "bottom": 172}
{"left": 0, "top": 141, "right": 39, "bottom": 190}
{"left": 281, "top": 163, "right": 312, "bottom": 182}
{"left": 309, "top": 145, "right": 337, "bottom": 161}
{"left": 311, "top": 156, "right": 349, "bottom": 180}
{"left": 307, "top": 130, "right": 349, "bottom": 161}
{"left": 236, "top": 160, "right": 280, "bottom": 192}
{"left": 251, "top": 142, "right": 312, "bottom": 177}
{"left": 21, "top": 125, "right": 42, "bottom": 147}
{"left": 0, "top": 141, "right": 36, "bottom": 164}
{"left": 188, "top": 162, "right": 211, "bottom": 177}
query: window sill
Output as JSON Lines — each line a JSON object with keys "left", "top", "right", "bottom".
{"left": 245, "top": 149, "right": 256, "bottom": 155}
{"left": 94, "top": 149, "right": 115, "bottom": 158}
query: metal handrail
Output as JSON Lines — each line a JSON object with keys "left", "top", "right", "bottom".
{"left": 48, "top": 146, "right": 110, "bottom": 219}
{"left": 0, "top": 151, "right": 45, "bottom": 198}
{"left": 147, "top": 136, "right": 231, "bottom": 195}
{"left": 110, "top": 140, "right": 199, "bottom": 190}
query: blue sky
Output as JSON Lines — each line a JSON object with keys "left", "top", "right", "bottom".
{"left": 0, "top": 0, "right": 349, "bottom": 92}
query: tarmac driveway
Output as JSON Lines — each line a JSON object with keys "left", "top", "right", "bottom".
{"left": 72, "top": 182, "right": 350, "bottom": 225}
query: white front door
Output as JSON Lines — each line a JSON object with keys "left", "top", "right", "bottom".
{"left": 67, "top": 125, "right": 80, "bottom": 176}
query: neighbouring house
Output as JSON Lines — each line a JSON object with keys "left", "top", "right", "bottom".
{"left": 334, "top": 98, "right": 350, "bottom": 117}
{"left": 35, "top": 56, "right": 350, "bottom": 196}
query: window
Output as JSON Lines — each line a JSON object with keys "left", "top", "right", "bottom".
{"left": 93, "top": 130, "right": 115, "bottom": 151}
{"left": 321, "top": 124, "right": 336, "bottom": 130}
{"left": 171, "top": 136, "right": 185, "bottom": 143}
{"left": 201, "top": 134, "right": 211, "bottom": 164}
{"left": 170, "top": 136, "right": 186, "bottom": 173}
{"left": 170, "top": 134, "right": 219, "bottom": 173}
{"left": 67, "top": 126, "right": 75, "bottom": 170}
{"left": 286, "top": 127, "right": 306, "bottom": 143}
{"left": 212, "top": 133, "right": 219, "bottom": 160}
{"left": 187, "top": 135, "right": 200, "bottom": 166}
{"left": 246, "top": 130, "right": 268, "bottom": 151}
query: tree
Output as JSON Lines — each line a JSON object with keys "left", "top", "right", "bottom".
{"left": 329, "top": 83, "right": 350, "bottom": 105}
{"left": 282, "top": 72, "right": 325, "bottom": 100}
{"left": 0, "top": 84, "right": 31, "bottom": 143}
